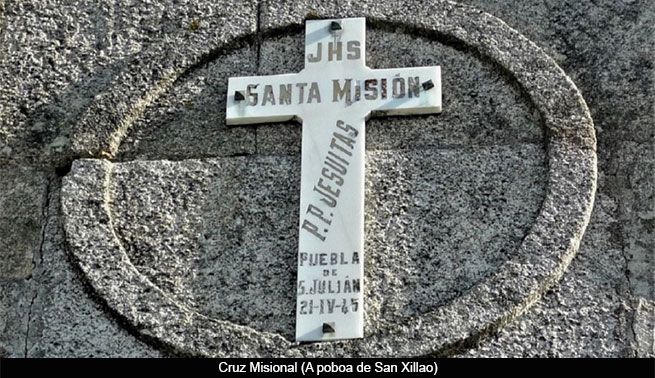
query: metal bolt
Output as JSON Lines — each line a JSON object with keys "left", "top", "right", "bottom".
{"left": 330, "top": 21, "right": 342, "bottom": 32}
{"left": 422, "top": 80, "right": 435, "bottom": 91}
{"left": 234, "top": 91, "right": 245, "bottom": 101}
{"left": 322, "top": 322, "right": 335, "bottom": 334}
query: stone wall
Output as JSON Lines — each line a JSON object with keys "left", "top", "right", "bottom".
{"left": 0, "top": 0, "right": 652, "bottom": 357}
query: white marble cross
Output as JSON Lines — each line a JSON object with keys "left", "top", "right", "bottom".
{"left": 226, "top": 17, "right": 441, "bottom": 342}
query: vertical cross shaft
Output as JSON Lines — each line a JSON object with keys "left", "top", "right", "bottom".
{"left": 226, "top": 18, "right": 441, "bottom": 342}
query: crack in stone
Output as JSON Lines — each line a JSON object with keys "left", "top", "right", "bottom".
{"left": 622, "top": 255, "right": 639, "bottom": 357}
{"left": 601, "top": 148, "right": 640, "bottom": 356}
{"left": 254, "top": 0, "right": 263, "bottom": 156}
{"left": 0, "top": 2, "right": 6, "bottom": 62}
{"left": 630, "top": 299, "right": 642, "bottom": 356}
{"left": 23, "top": 290, "right": 38, "bottom": 358}
{"left": 106, "top": 142, "right": 546, "bottom": 164}
{"left": 24, "top": 173, "right": 52, "bottom": 357}
{"left": 615, "top": 192, "right": 638, "bottom": 355}
{"left": 256, "top": 0, "right": 262, "bottom": 72}
{"left": 615, "top": 201, "right": 639, "bottom": 355}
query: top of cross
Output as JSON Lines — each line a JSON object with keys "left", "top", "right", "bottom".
{"left": 226, "top": 17, "right": 441, "bottom": 125}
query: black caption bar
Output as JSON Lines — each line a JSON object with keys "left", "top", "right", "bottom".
{"left": 1, "top": 357, "right": 653, "bottom": 377}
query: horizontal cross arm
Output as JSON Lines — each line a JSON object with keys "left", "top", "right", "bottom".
{"left": 362, "top": 66, "right": 442, "bottom": 117}
{"left": 226, "top": 73, "right": 303, "bottom": 125}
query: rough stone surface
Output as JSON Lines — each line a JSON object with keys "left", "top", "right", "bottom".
{"left": 88, "top": 145, "right": 545, "bottom": 342}
{"left": 460, "top": 190, "right": 634, "bottom": 357}
{"left": 0, "top": 0, "right": 258, "bottom": 165}
{"left": 451, "top": 0, "right": 654, "bottom": 357}
{"left": 632, "top": 298, "right": 655, "bottom": 357}
{"left": 0, "top": 280, "right": 33, "bottom": 357}
{"left": 0, "top": 0, "right": 652, "bottom": 357}
{"left": 460, "top": 0, "right": 654, "bottom": 145}
{"left": 116, "top": 47, "right": 259, "bottom": 161}
{"left": 24, "top": 179, "right": 160, "bottom": 357}
{"left": 0, "top": 165, "right": 48, "bottom": 358}
{"left": 0, "top": 166, "right": 48, "bottom": 280}
{"left": 606, "top": 142, "right": 654, "bottom": 301}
